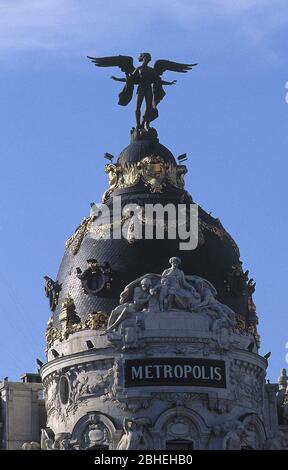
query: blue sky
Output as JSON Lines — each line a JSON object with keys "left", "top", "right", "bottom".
{"left": 0, "top": 0, "right": 287, "bottom": 381}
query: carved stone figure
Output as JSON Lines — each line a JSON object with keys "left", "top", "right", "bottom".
{"left": 160, "top": 257, "right": 200, "bottom": 311}
{"left": 283, "top": 399, "right": 288, "bottom": 425}
{"left": 193, "top": 278, "right": 236, "bottom": 328}
{"left": 104, "top": 257, "right": 237, "bottom": 336}
{"left": 278, "top": 368, "right": 288, "bottom": 390}
{"left": 276, "top": 368, "right": 288, "bottom": 423}
{"left": 111, "top": 360, "right": 120, "bottom": 397}
{"left": 104, "top": 277, "right": 152, "bottom": 333}
{"left": 150, "top": 277, "right": 170, "bottom": 311}
{"left": 117, "top": 417, "right": 150, "bottom": 450}
{"left": 45, "top": 376, "right": 62, "bottom": 419}
{"left": 41, "top": 428, "right": 55, "bottom": 450}
{"left": 44, "top": 276, "right": 62, "bottom": 312}
{"left": 222, "top": 422, "right": 246, "bottom": 450}
{"left": 247, "top": 278, "right": 256, "bottom": 295}
{"left": 88, "top": 53, "right": 197, "bottom": 129}
{"left": 68, "top": 373, "right": 89, "bottom": 413}
{"left": 211, "top": 317, "right": 232, "bottom": 350}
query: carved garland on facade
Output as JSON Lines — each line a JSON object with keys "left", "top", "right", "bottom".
{"left": 43, "top": 361, "right": 116, "bottom": 423}
{"left": 230, "top": 359, "right": 265, "bottom": 409}
{"left": 199, "top": 219, "right": 240, "bottom": 258}
{"left": 66, "top": 216, "right": 95, "bottom": 255}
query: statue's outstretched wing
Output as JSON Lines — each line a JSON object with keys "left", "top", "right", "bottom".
{"left": 87, "top": 55, "right": 135, "bottom": 74}
{"left": 154, "top": 59, "right": 197, "bottom": 76}
{"left": 87, "top": 55, "right": 135, "bottom": 106}
{"left": 120, "top": 274, "right": 161, "bottom": 304}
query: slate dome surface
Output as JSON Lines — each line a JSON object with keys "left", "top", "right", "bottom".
{"left": 118, "top": 139, "right": 176, "bottom": 165}
{"left": 51, "top": 131, "right": 255, "bottom": 329}
{"left": 117, "top": 128, "right": 176, "bottom": 165}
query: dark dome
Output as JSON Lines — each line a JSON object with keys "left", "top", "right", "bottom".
{"left": 118, "top": 140, "right": 176, "bottom": 165}
{"left": 53, "top": 207, "right": 250, "bottom": 328}
{"left": 51, "top": 130, "right": 255, "bottom": 330}
{"left": 117, "top": 128, "right": 176, "bottom": 165}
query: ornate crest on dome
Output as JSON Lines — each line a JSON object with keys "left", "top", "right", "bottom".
{"left": 76, "top": 259, "right": 113, "bottom": 295}
{"left": 137, "top": 154, "right": 167, "bottom": 192}
{"left": 102, "top": 154, "right": 188, "bottom": 201}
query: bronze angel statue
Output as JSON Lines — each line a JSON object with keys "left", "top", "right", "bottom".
{"left": 87, "top": 53, "right": 197, "bottom": 130}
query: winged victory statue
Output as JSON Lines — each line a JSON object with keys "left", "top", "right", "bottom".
{"left": 87, "top": 53, "right": 197, "bottom": 130}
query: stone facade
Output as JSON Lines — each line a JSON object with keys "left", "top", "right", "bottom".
{"left": 39, "top": 261, "right": 288, "bottom": 450}
{"left": 2, "top": 127, "right": 287, "bottom": 450}
{"left": 0, "top": 375, "right": 46, "bottom": 450}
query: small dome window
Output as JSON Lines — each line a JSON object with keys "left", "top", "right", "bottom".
{"left": 59, "top": 376, "right": 70, "bottom": 404}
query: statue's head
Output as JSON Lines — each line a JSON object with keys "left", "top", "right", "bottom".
{"left": 138, "top": 52, "right": 151, "bottom": 64}
{"left": 169, "top": 256, "right": 181, "bottom": 268}
{"left": 141, "top": 278, "right": 151, "bottom": 290}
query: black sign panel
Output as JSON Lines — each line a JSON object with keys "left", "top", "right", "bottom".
{"left": 125, "top": 358, "right": 226, "bottom": 388}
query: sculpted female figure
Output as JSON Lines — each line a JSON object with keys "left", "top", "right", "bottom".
{"left": 161, "top": 257, "right": 200, "bottom": 311}
{"left": 104, "top": 278, "right": 152, "bottom": 334}
{"left": 193, "top": 278, "right": 236, "bottom": 328}
{"left": 117, "top": 418, "right": 148, "bottom": 450}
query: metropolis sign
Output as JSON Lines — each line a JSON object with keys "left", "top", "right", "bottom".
{"left": 124, "top": 358, "right": 226, "bottom": 388}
